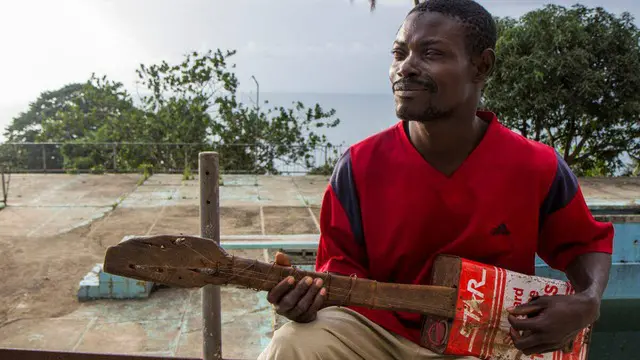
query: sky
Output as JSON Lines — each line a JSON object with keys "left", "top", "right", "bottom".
{"left": 0, "top": 0, "right": 638, "bottom": 141}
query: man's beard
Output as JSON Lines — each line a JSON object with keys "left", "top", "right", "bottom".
{"left": 392, "top": 76, "right": 453, "bottom": 122}
{"left": 395, "top": 101, "right": 454, "bottom": 123}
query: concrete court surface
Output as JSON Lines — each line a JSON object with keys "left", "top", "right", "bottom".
{"left": 0, "top": 174, "right": 638, "bottom": 359}
{"left": 0, "top": 173, "right": 328, "bottom": 238}
{"left": 0, "top": 173, "right": 328, "bottom": 359}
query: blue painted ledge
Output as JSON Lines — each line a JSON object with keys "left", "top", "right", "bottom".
{"left": 535, "top": 222, "right": 640, "bottom": 301}
{"left": 77, "top": 263, "right": 154, "bottom": 301}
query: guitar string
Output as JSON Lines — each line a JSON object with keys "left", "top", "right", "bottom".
{"left": 131, "top": 243, "right": 451, "bottom": 312}
{"left": 223, "top": 255, "right": 277, "bottom": 292}
{"left": 133, "top": 264, "right": 452, "bottom": 313}
{"left": 218, "top": 264, "right": 356, "bottom": 305}
{"left": 211, "top": 267, "right": 450, "bottom": 312}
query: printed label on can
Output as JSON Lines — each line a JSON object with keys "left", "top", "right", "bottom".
{"left": 445, "top": 259, "right": 590, "bottom": 360}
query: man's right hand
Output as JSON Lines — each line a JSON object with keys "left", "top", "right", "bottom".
{"left": 266, "top": 251, "right": 327, "bottom": 323}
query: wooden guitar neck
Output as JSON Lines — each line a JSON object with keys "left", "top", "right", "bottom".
{"left": 220, "top": 256, "right": 457, "bottom": 319}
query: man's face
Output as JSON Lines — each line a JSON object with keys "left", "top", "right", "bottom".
{"left": 389, "top": 12, "right": 477, "bottom": 122}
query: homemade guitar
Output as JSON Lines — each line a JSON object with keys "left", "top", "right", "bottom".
{"left": 103, "top": 234, "right": 591, "bottom": 360}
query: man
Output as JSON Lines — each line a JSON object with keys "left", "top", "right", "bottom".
{"left": 258, "top": 0, "right": 614, "bottom": 359}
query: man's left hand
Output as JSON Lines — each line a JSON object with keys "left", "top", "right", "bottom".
{"left": 507, "top": 293, "right": 600, "bottom": 355}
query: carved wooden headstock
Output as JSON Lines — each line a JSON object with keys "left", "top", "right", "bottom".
{"left": 104, "top": 234, "right": 234, "bottom": 288}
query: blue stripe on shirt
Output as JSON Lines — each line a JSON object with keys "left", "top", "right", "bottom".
{"left": 539, "top": 150, "right": 579, "bottom": 229}
{"left": 329, "top": 148, "right": 365, "bottom": 246}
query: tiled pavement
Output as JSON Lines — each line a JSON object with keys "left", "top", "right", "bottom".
{"left": 0, "top": 173, "right": 329, "bottom": 359}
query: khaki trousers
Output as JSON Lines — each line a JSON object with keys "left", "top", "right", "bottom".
{"left": 258, "top": 306, "right": 479, "bottom": 360}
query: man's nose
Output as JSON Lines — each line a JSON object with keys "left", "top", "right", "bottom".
{"left": 396, "top": 54, "right": 421, "bottom": 78}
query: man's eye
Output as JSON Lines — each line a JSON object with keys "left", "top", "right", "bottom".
{"left": 391, "top": 49, "right": 405, "bottom": 58}
{"left": 425, "top": 50, "right": 442, "bottom": 57}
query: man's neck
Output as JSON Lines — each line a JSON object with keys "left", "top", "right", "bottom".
{"left": 405, "top": 111, "right": 488, "bottom": 176}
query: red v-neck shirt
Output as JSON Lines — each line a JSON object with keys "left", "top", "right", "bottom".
{"left": 315, "top": 110, "right": 614, "bottom": 345}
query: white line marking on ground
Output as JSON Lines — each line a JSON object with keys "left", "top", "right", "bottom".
{"left": 72, "top": 317, "right": 98, "bottom": 351}
{"left": 145, "top": 177, "right": 184, "bottom": 236}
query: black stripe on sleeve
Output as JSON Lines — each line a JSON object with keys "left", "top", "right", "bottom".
{"left": 539, "top": 150, "right": 579, "bottom": 228}
{"left": 329, "top": 148, "right": 364, "bottom": 245}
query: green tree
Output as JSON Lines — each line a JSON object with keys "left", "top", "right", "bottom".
{"left": 4, "top": 83, "right": 85, "bottom": 143}
{"left": 485, "top": 4, "right": 640, "bottom": 176}
{"left": 3, "top": 48, "right": 341, "bottom": 174}
{"left": 38, "top": 75, "right": 135, "bottom": 142}
{"left": 134, "top": 50, "right": 232, "bottom": 172}
{"left": 215, "top": 97, "right": 340, "bottom": 174}
{"left": 36, "top": 74, "right": 140, "bottom": 171}
{"left": 137, "top": 49, "right": 341, "bottom": 174}
{"left": 2, "top": 77, "right": 139, "bottom": 171}
{"left": 2, "top": 83, "right": 85, "bottom": 170}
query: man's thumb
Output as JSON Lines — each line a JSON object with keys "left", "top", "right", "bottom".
{"left": 275, "top": 251, "right": 292, "bottom": 267}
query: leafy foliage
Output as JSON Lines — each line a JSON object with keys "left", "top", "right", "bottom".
{"left": 215, "top": 96, "right": 340, "bottom": 174}
{"left": 133, "top": 49, "right": 340, "bottom": 174}
{"left": 2, "top": 83, "right": 87, "bottom": 170}
{"left": 485, "top": 5, "right": 640, "bottom": 176}
{"left": 4, "top": 83, "right": 86, "bottom": 143}
{"left": 2, "top": 49, "right": 341, "bottom": 175}
{"left": 35, "top": 75, "right": 140, "bottom": 171}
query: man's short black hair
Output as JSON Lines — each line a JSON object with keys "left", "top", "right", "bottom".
{"left": 408, "top": 0, "right": 497, "bottom": 57}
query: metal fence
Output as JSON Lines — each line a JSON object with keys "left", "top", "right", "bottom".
{"left": 0, "top": 142, "right": 345, "bottom": 175}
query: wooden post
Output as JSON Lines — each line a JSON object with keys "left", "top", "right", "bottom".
{"left": 199, "top": 152, "right": 222, "bottom": 360}
{"left": 112, "top": 143, "right": 117, "bottom": 172}
{"left": 1, "top": 167, "right": 6, "bottom": 204}
{"left": 42, "top": 144, "right": 47, "bottom": 173}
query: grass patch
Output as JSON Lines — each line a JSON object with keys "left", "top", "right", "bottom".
{"left": 182, "top": 166, "right": 194, "bottom": 181}
{"left": 136, "top": 163, "right": 153, "bottom": 186}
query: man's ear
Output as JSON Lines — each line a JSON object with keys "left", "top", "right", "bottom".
{"left": 473, "top": 48, "right": 496, "bottom": 83}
